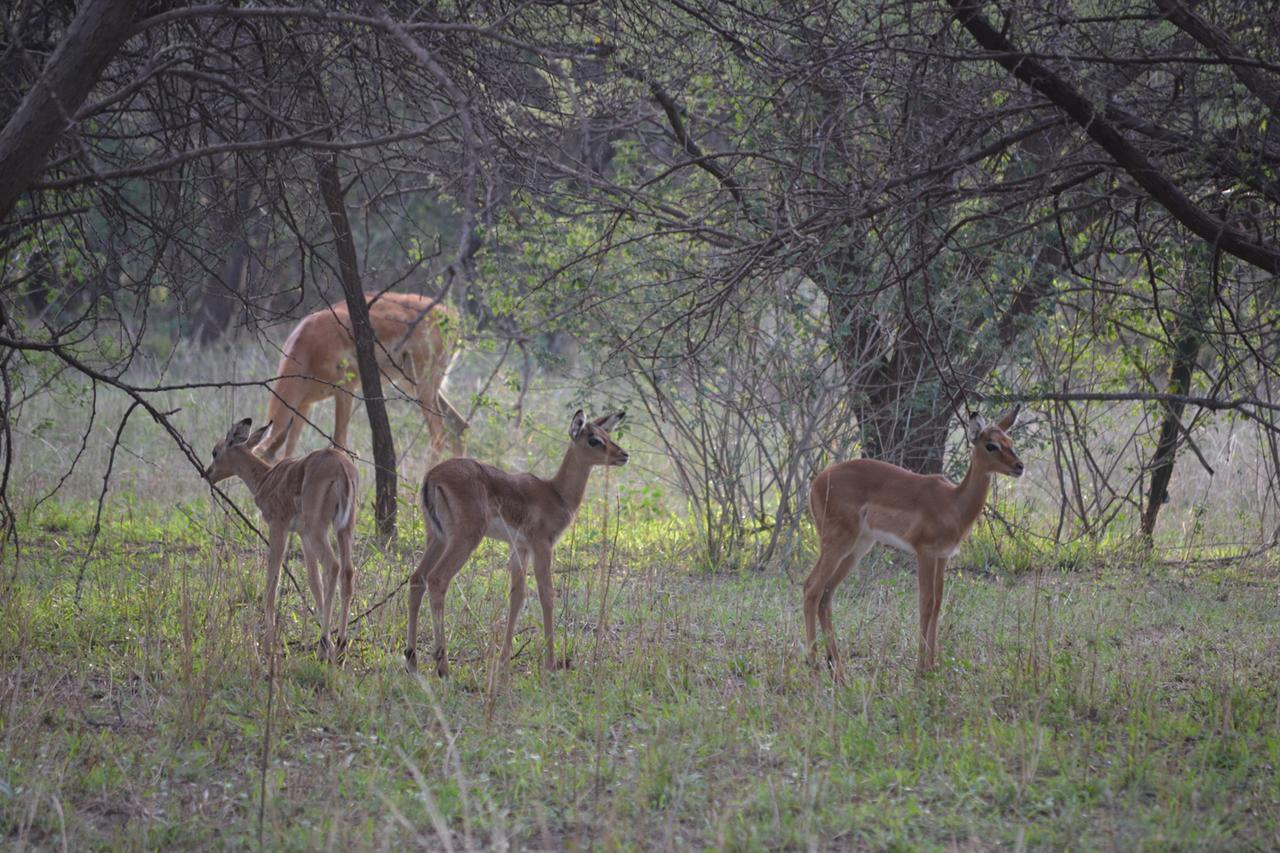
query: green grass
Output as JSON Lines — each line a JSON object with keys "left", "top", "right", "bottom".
{"left": 3, "top": 495, "right": 1279, "bottom": 849}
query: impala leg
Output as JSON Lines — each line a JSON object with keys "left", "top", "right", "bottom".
{"left": 283, "top": 401, "right": 312, "bottom": 460}
{"left": 915, "top": 553, "right": 939, "bottom": 674}
{"left": 498, "top": 546, "right": 529, "bottom": 672}
{"left": 426, "top": 534, "right": 483, "bottom": 678}
{"left": 927, "top": 557, "right": 947, "bottom": 670}
{"left": 332, "top": 390, "right": 355, "bottom": 454}
{"left": 301, "top": 531, "right": 332, "bottom": 661}
{"left": 321, "top": 540, "right": 340, "bottom": 649}
{"left": 333, "top": 525, "right": 356, "bottom": 660}
{"left": 803, "top": 528, "right": 855, "bottom": 670}
{"left": 405, "top": 538, "right": 444, "bottom": 672}
{"left": 530, "top": 543, "right": 559, "bottom": 671}
{"left": 819, "top": 536, "right": 871, "bottom": 681}
{"left": 262, "top": 527, "right": 289, "bottom": 652}
{"left": 414, "top": 363, "right": 449, "bottom": 465}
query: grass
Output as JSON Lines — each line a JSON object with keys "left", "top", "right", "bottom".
{"left": 3, "top": 491, "right": 1279, "bottom": 849}
{"left": 3, "top": 346, "right": 1279, "bottom": 848}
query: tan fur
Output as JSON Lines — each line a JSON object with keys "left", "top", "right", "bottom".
{"left": 205, "top": 419, "right": 360, "bottom": 662}
{"left": 405, "top": 411, "right": 628, "bottom": 678}
{"left": 259, "top": 292, "right": 466, "bottom": 463}
{"left": 804, "top": 407, "right": 1024, "bottom": 676}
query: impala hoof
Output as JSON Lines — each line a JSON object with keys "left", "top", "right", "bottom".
{"left": 433, "top": 646, "right": 449, "bottom": 678}
{"left": 404, "top": 648, "right": 418, "bottom": 673}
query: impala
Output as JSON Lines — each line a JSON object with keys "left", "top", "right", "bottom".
{"left": 404, "top": 410, "right": 628, "bottom": 677}
{"left": 258, "top": 291, "right": 466, "bottom": 463}
{"left": 805, "top": 406, "right": 1024, "bottom": 675}
{"left": 205, "top": 417, "right": 359, "bottom": 662}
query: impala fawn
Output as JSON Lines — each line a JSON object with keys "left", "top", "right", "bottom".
{"left": 205, "top": 418, "right": 359, "bottom": 661}
{"left": 805, "top": 407, "right": 1024, "bottom": 675}
{"left": 404, "top": 410, "right": 628, "bottom": 677}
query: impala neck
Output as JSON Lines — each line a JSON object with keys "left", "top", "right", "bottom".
{"left": 550, "top": 445, "right": 595, "bottom": 512}
{"left": 954, "top": 447, "right": 995, "bottom": 524}
{"left": 229, "top": 450, "right": 274, "bottom": 497}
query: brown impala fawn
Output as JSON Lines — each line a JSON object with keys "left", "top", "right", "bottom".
{"left": 204, "top": 418, "right": 359, "bottom": 662}
{"left": 404, "top": 410, "right": 628, "bottom": 677}
{"left": 805, "top": 406, "right": 1024, "bottom": 676}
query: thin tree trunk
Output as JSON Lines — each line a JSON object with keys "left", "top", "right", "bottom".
{"left": 0, "top": 0, "right": 137, "bottom": 221}
{"left": 1140, "top": 276, "right": 1213, "bottom": 542}
{"left": 315, "top": 153, "right": 398, "bottom": 541}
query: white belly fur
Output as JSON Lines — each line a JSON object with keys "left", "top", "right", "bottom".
{"left": 865, "top": 526, "right": 914, "bottom": 554}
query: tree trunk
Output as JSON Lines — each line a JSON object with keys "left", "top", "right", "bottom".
{"left": 192, "top": 238, "right": 249, "bottom": 344}
{"left": 0, "top": 0, "right": 137, "bottom": 221}
{"left": 1140, "top": 275, "right": 1213, "bottom": 542}
{"left": 315, "top": 153, "right": 398, "bottom": 541}
{"left": 817, "top": 245, "right": 953, "bottom": 473}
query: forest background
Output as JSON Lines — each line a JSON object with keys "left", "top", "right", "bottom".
{"left": 2, "top": 1, "right": 1278, "bottom": 847}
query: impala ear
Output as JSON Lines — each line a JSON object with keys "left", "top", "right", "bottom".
{"left": 966, "top": 411, "right": 987, "bottom": 444}
{"left": 593, "top": 411, "right": 625, "bottom": 432}
{"left": 227, "top": 418, "right": 254, "bottom": 445}
{"left": 996, "top": 404, "right": 1022, "bottom": 431}
{"left": 569, "top": 409, "right": 586, "bottom": 439}
{"left": 246, "top": 420, "right": 273, "bottom": 450}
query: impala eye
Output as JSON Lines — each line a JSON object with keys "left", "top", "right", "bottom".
{"left": 588, "top": 436, "right": 603, "bottom": 448}
{"left": 985, "top": 443, "right": 999, "bottom": 452}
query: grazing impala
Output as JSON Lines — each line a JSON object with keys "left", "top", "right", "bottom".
{"left": 404, "top": 410, "right": 628, "bottom": 677}
{"left": 205, "top": 418, "right": 359, "bottom": 662}
{"left": 258, "top": 291, "right": 466, "bottom": 463}
{"left": 805, "top": 406, "right": 1024, "bottom": 675}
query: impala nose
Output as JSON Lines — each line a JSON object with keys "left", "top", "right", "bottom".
{"left": 615, "top": 451, "right": 629, "bottom": 466}
{"left": 1013, "top": 461, "right": 1025, "bottom": 477}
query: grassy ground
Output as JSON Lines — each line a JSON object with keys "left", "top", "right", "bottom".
{"left": 4, "top": 348, "right": 1279, "bottom": 848}
{"left": 3, "top": 492, "right": 1278, "bottom": 850}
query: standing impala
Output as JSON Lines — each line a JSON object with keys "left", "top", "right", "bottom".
{"left": 805, "top": 406, "right": 1024, "bottom": 675}
{"left": 404, "top": 410, "right": 628, "bottom": 678}
{"left": 258, "top": 291, "right": 466, "bottom": 463}
{"left": 205, "top": 418, "right": 359, "bottom": 662}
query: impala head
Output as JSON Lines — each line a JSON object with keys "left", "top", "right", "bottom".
{"left": 204, "top": 417, "right": 272, "bottom": 483}
{"left": 966, "top": 405, "right": 1025, "bottom": 477}
{"left": 569, "top": 409, "right": 628, "bottom": 467}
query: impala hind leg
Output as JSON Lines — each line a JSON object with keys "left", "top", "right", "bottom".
{"left": 405, "top": 538, "right": 444, "bottom": 672}
{"left": 302, "top": 530, "right": 336, "bottom": 661}
{"left": 803, "top": 527, "right": 856, "bottom": 671}
{"left": 332, "top": 526, "right": 356, "bottom": 660}
{"left": 818, "top": 536, "right": 872, "bottom": 679}
{"left": 332, "top": 390, "right": 355, "bottom": 454}
{"left": 413, "top": 362, "right": 450, "bottom": 465}
{"left": 425, "top": 533, "right": 483, "bottom": 677}
{"left": 282, "top": 402, "right": 312, "bottom": 460}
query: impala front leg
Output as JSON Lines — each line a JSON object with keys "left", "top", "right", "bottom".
{"left": 262, "top": 526, "right": 289, "bottom": 653}
{"left": 531, "top": 544, "right": 560, "bottom": 671}
{"left": 927, "top": 557, "right": 946, "bottom": 670}
{"left": 498, "top": 547, "right": 528, "bottom": 672}
{"left": 915, "top": 552, "right": 939, "bottom": 674}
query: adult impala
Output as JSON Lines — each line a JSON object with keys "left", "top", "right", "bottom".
{"left": 205, "top": 417, "right": 359, "bottom": 662}
{"left": 258, "top": 291, "right": 466, "bottom": 463}
{"left": 404, "top": 410, "right": 628, "bottom": 678}
{"left": 805, "top": 406, "right": 1024, "bottom": 675}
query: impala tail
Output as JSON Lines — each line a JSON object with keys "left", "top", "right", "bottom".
{"left": 336, "top": 468, "right": 358, "bottom": 531}
{"left": 420, "top": 474, "right": 446, "bottom": 535}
